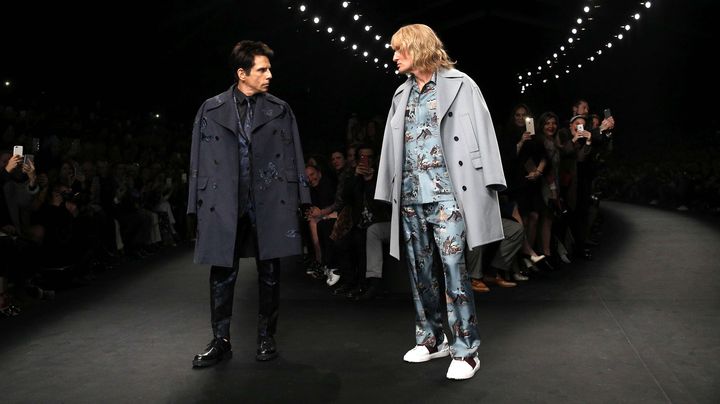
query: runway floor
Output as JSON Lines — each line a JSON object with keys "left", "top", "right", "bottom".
{"left": 1, "top": 201, "right": 719, "bottom": 403}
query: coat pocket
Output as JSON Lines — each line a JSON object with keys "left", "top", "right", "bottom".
{"left": 460, "top": 114, "right": 483, "bottom": 169}
{"left": 285, "top": 169, "right": 299, "bottom": 183}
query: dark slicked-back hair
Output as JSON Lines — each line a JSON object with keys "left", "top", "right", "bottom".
{"left": 229, "top": 40, "right": 274, "bottom": 81}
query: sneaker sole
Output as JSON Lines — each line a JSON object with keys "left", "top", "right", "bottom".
{"left": 403, "top": 347, "right": 450, "bottom": 363}
{"left": 446, "top": 359, "right": 481, "bottom": 380}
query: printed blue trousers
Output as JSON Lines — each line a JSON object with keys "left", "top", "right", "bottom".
{"left": 401, "top": 201, "right": 480, "bottom": 358}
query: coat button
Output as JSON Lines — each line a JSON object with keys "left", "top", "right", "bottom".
{"left": 462, "top": 186, "right": 467, "bottom": 191}
{"left": 454, "top": 136, "right": 459, "bottom": 141}
{"left": 215, "top": 136, "right": 220, "bottom": 141}
{"left": 276, "top": 153, "right": 281, "bottom": 158}
{"left": 212, "top": 184, "right": 217, "bottom": 189}
{"left": 448, "top": 112, "right": 453, "bottom": 117}
{"left": 214, "top": 159, "right": 219, "bottom": 165}
{"left": 197, "top": 199, "right": 203, "bottom": 207}
{"left": 458, "top": 161, "right": 463, "bottom": 166}
{"left": 210, "top": 207, "right": 215, "bottom": 212}
{"left": 280, "top": 200, "right": 285, "bottom": 204}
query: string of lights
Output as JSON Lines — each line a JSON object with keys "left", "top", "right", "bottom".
{"left": 518, "top": 1, "right": 654, "bottom": 94}
{"left": 288, "top": 2, "right": 397, "bottom": 74}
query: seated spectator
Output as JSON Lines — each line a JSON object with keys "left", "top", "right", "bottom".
{"left": 330, "top": 144, "right": 391, "bottom": 300}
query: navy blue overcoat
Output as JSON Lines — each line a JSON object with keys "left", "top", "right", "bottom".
{"left": 188, "top": 86, "right": 311, "bottom": 266}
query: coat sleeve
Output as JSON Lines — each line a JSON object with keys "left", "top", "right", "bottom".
{"left": 187, "top": 104, "right": 204, "bottom": 215}
{"left": 288, "top": 106, "right": 311, "bottom": 205}
{"left": 374, "top": 102, "right": 396, "bottom": 203}
{"left": 471, "top": 83, "right": 507, "bottom": 192}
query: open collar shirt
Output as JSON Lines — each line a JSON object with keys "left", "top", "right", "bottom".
{"left": 401, "top": 72, "right": 454, "bottom": 205}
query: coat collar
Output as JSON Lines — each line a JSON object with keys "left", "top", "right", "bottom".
{"left": 436, "top": 68, "right": 463, "bottom": 122}
{"left": 391, "top": 68, "right": 464, "bottom": 127}
{"left": 206, "top": 85, "right": 285, "bottom": 135}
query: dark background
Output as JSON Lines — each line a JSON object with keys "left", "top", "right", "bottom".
{"left": 1, "top": 0, "right": 717, "bottom": 153}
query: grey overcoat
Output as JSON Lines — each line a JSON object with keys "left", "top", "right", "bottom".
{"left": 188, "top": 86, "right": 311, "bottom": 267}
{"left": 375, "top": 68, "right": 507, "bottom": 259}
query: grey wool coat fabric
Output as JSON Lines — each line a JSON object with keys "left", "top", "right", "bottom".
{"left": 188, "top": 85, "right": 311, "bottom": 267}
{"left": 375, "top": 68, "right": 507, "bottom": 259}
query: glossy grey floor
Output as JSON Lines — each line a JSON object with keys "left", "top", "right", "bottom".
{"left": 1, "top": 201, "right": 718, "bottom": 403}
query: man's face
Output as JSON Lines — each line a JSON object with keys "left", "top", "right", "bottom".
{"left": 330, "top": 152, "right": 346, "bottom": 171}
{"left": 238, "top": 55, "right": 272, "bottom": 95}
{"left": 392, "top": 48, "right": 413, "bottom": 74}
{"left": 305, "top": 166, "right": 321, "bottom": 187}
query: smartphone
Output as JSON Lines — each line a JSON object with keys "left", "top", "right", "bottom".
{"left": 23, "top": 154, "right": 34, "bottom": 165}
{"left": 13, "top": 145, "right": 23, "bottom": 156}
{"left": 525, "top": 117, "right": 535, "bottom": 135}
{"left": 576, "top": 124, "right": 584, "bottom": 132}
{"left": 603, "top": 108, "right": 612, "bottom": 119}
{"left": 359, "top": 154, "right": 369, "bottom": 167}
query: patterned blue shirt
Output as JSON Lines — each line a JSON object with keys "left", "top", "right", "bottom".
{"left": 401, "top": 73, "right": 454, "bottom": 205}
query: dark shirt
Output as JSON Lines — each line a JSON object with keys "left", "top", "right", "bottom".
{"left": 233, "top": 87, "right": 256, "bottom": 130}
{"left": 310, "top": 175, "right": 337, "bottom": 210}
{"left": 0, "top": 169, "right": 12, "bottom": 227}
{"left": 351, "top": 173, "right": 391, "bottom": 228}
{"left": 497, "top": 123, "right": 525, "bottom": 192}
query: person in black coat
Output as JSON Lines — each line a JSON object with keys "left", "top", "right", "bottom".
{"left": 188, "top": 41, "right": 310, "bottom": 366}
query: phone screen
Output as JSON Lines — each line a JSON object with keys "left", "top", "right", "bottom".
{"left": 577, "top": 124, "right": 584, "bottom": 132}
{"left": 13, "top": 145, "right": 23, "bottom": 156}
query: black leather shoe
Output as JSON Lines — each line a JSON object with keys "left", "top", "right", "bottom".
{"left": 192, "top": 337, "right": 232, "bottom": 368}
{"left": 256, "top": 336, "right": 278, "bottom": 361}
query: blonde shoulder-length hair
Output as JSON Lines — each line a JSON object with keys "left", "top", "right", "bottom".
{"left": 391, "top": 24, "right": 455, "bottom": 73}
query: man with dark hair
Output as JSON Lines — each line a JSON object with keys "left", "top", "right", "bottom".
{"left": 188, "top": 40, "right": 310, "bottom": 366}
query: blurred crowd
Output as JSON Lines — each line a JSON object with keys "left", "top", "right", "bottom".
{"left": 1, "top": 94, "right": 192, "bottom": 317}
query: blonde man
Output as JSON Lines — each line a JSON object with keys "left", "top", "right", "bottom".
{"left": 375, "top": 24, "right": 506, "bottom": 380}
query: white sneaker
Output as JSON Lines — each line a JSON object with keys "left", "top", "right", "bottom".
{"left": 446, "top": 354, "right": 480, "bottom": 380}
{"left": 403, "top": 336, "right": 450, "bottom": 363}
{"left": 326, "top": 269, "right": 341, "bottom": 286}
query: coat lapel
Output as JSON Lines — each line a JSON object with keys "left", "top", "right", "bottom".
{"left": 251, "top": 94, "right": 283, "bottom": 133}
{"left": 207, "top": 86, "right": 240, "bottom": 135}
{"left": 391, "top": 79, "right": 413, "bottom": 172}
{"left": 437, "top": 69, "right": 463, "bottom": 124}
